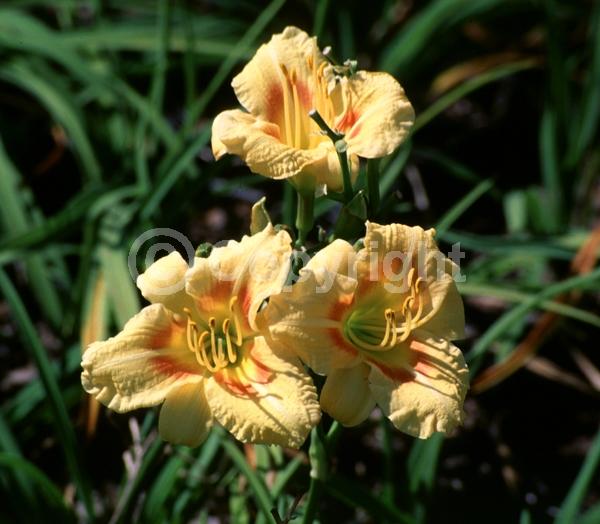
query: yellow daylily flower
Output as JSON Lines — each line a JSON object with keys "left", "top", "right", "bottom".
{"left": 81, "top": 225, "right": 320, "bottom": 448}
{"left": 212, "top": 26, "right": 415, "bottom": 194}
{"left": 262, "top": 222, "right": 468, "bottom": 438}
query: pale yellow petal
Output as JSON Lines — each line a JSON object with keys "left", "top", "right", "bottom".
{"left": 158, "top": 382, "right": 212, "bottom": 447}
{"left": 231, "top": 26, "right": 325, "bottom": 127}
{"left": 320, "top": 364, "right": 376, "bottom": 426}
{"left": 368, "top": 332, "right": 469, "bottom": 438}
{"left": 361, "top": 222, "right": 465, "bottom": 338}
{"left": 212, "top": 109, "right": 333, "bottom": 186}
{"left": 333, "top": 71, "right": 414, "bottom": 158}
{"left": 137, "top": 251, "right": 192, "bottom": 314}
{"left": 81, "top": 304, "right": 203, "bottom": 413}
{"left": 420, "top": 258, "right": 465, "bottom": 340}
{"left": 186, "top": 224, "right": 292, "bottom": 331}
{"left": 262, "top": 268, "right": 361, "bottom": 374}
{"left": 205, "top": 337, "right": 320, "bottom": 448}
{"left": 305, "top": 238, "right": 357, "bottom": 278}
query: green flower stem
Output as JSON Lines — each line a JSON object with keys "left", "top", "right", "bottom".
{"left": 309, "top": 109, "right": 354, "bottom": 202}
{"left": 302, "top": 421, "right": 343, "bottom": 523}
{"left": 295, "top": 190, "right": 315, "bottom": 247}
{"left": 366, "top": 158, "right": 380, "bottom": 217}
{"left": 336, "top": 141, "right": 354, "bottom": 203}
{"left": 302, "top": 427, "right": 326, "bottom": 524}
{"left": 308, "top": 108, "right": 340, "bottom": 142}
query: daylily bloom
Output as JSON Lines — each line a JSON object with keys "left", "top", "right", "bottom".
{"left": 81, "top": 225, "right": 320, "bottom": 448}
{"left": 262, "top": 222, "right": 468, "bottom": 438}
{"left": 212, "top": 26, "right": 415, "bottom": 195}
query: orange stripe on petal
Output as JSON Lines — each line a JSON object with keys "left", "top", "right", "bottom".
{"left": 367, "top": 358, "right": 415, "bottom": 383}
{"left": 328, "top": 327, "right": 358, "bottom": 357}
{"left": 151, "top": 356, "right": 200, "bottom": 379}
{"left": 213, "top": 343, "right": 274, "bottom": 398}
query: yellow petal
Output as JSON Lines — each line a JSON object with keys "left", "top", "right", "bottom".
{"left": 263, "top": 267, "right": 361, "bottom": 374}
{"left": 186, "top": 224, "right": 292, "bottom": 331}
{"left": 231, "top": 26, "right": 325, "bottom": 128}
{"left": 361, "top": 222, "right": 465, "bottom": 338}
{"left": 320, "top": 364, "right": 376, "bottom": 426}
{"left": 333, "top": 71, "right": 414, "bottom": 158}
{"left": 305, "top": 238, "right": 357, "bottom": 277}
{"left": 158, "top": 382, "right": 212, "bottom": 447}
{"left": 368, "top": 332, "right": 469, "bottom": 438}
{"left": 137, "top": 251, "right": 192, "bottom": 314}
{"left": 212, "top": 109, "right": 340, "bottom": 191}
{"left": 420, "top": 258, "right": 465, "bottom": 340}
{"left": 81, "top": 304, "right": 203, "bottom": 413}
{"left": 204, "top": 337, "right": 320, "bottom": 448}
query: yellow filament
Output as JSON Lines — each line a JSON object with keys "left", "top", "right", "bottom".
{"left": 346, "top": 266, "right": 428, "bottom": 353}
{"left": 292, "top": 81, "right": 303, "bottom": 149}
{"left": 222, "top": 318, "right": 238, "bottom": 365}
{"left": 279, "top": 63, "right": 295, "bottom": 147}
{"left": 183, "top": 307, "right": 243, "bottom": 372}
{"left": 229, "top": 296, "right": 244, "bottom": 346}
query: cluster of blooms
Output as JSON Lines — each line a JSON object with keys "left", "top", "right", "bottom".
{"left": 82, "top": 27, "right": 468, "bottom": 448}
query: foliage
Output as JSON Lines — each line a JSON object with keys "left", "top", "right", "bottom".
{"left": 0, "top": 1, "right": 599, "bottom": 523}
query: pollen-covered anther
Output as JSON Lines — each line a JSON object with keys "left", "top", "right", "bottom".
{"left": 182, "top": 306, "right": 242, "bottom": 373}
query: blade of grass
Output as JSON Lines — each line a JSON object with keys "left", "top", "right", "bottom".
{"left": 312, "top": 0, "right": 330, "bottom": 39}
{"left": 0, "top": 411, "right": 35, "bottom": 507}
{"left": 567, "top": 3, "right": 600, "bottom": 167}
{"left": 435, "top": 179, "right": 494, "bottom": 236}
{"left": 58, "top": 21, "right": 243, "bottom": 58}
{"left": 185, "top": 0, "right": 285, "bottom": 122}
{"left": 579, "top": 502, "right": 600, "bottom": 524}
{"left": 0, "top": 269, "right": 94, "bottom": 518}
{"left": 221, "top": 438, "right": 276, "bottom": 524}
{"left": 539, "top": 105, "right": 562, "bottom": 231}
{"left": 555, "top": 427, "right": 600, "bottom": 524}
{"left": 325, "top": 473, "right": 415, "bottom": 524}
{"left": 439, "top": 230, "right": 590, "bottom": 261}
{"left": 111, "top": 437, "right": 164, "bottom": 524}
{"left": 134, "top": 0, "right": 170, "bottom": 192}
{"left": 413, "top": 60, "right": 537, "bottom": 134}
{"left": 0, "top": 60, "right": 101, "bottom": 183}
{"left": 0, "top": 452, "right": 74, "bottom": 522}
{"left": 0, "top": 9, "right": 177, "bottom": 148}
{"left": 380, "top": 0, "right": 526, "bottom": 73}
{"left": 407, "top": 433, "right": 444, "bottom": 495}
{"left": 98, "top": 245, "right": 140, "bottom": 328}
{"left": 467, "top": 267, "right": 600, "bottom": 364}
{"left": 0, "top": 136, "right": 63, "bottom": 327}
{"left": 142, "top": 453, "right": 185, "bottom": 523}
{"left": 140, "top": 125, "right": 211, "bottom": 219}
{"left": 459, "top": 282, "right": 600, "bottom": 328}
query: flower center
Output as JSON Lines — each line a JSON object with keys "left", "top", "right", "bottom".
{"left": 344, "top": 268, "right": 425, "bottom": 353}
{"left": 183, "top": 296, "right": 244, "bottom": 372}
{"left": 277, "top": 55, "right": 343, "bottom": 151}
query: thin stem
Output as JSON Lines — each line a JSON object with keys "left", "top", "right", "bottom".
{"left": 309, "top": 109, "right": 354, "bottom": 202}
{"left": 336, "top": 142, "right": 354, "bottom": 203}
{"left": 367, "top": 158, "right": 380, "bottom": 217}
{"left": 295, "top": 190, "right": 314, "bottom": 247}
{"left": 302, "top": 427, "right": 326, "bottom": 524}
{"left": 308, "top": 108, "right": 340, "bottom": 142}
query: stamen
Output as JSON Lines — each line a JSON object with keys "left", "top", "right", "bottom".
{"left": 222, "top": 318, "right": 238, "bottom": 365}
{"left": 292, "top": 81, "right": 303, "bottom": 149}
{"left": 183, "top": 307, "right": 199, "bottom": 353}
{"left": 229, "top": 296, "right": 244, "bottom": 346}
{"left": 279, "top": 63, "right": 294, "bottom": 146}
{"left": 379, "top": 308, "right": 393, "bottom": 347}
